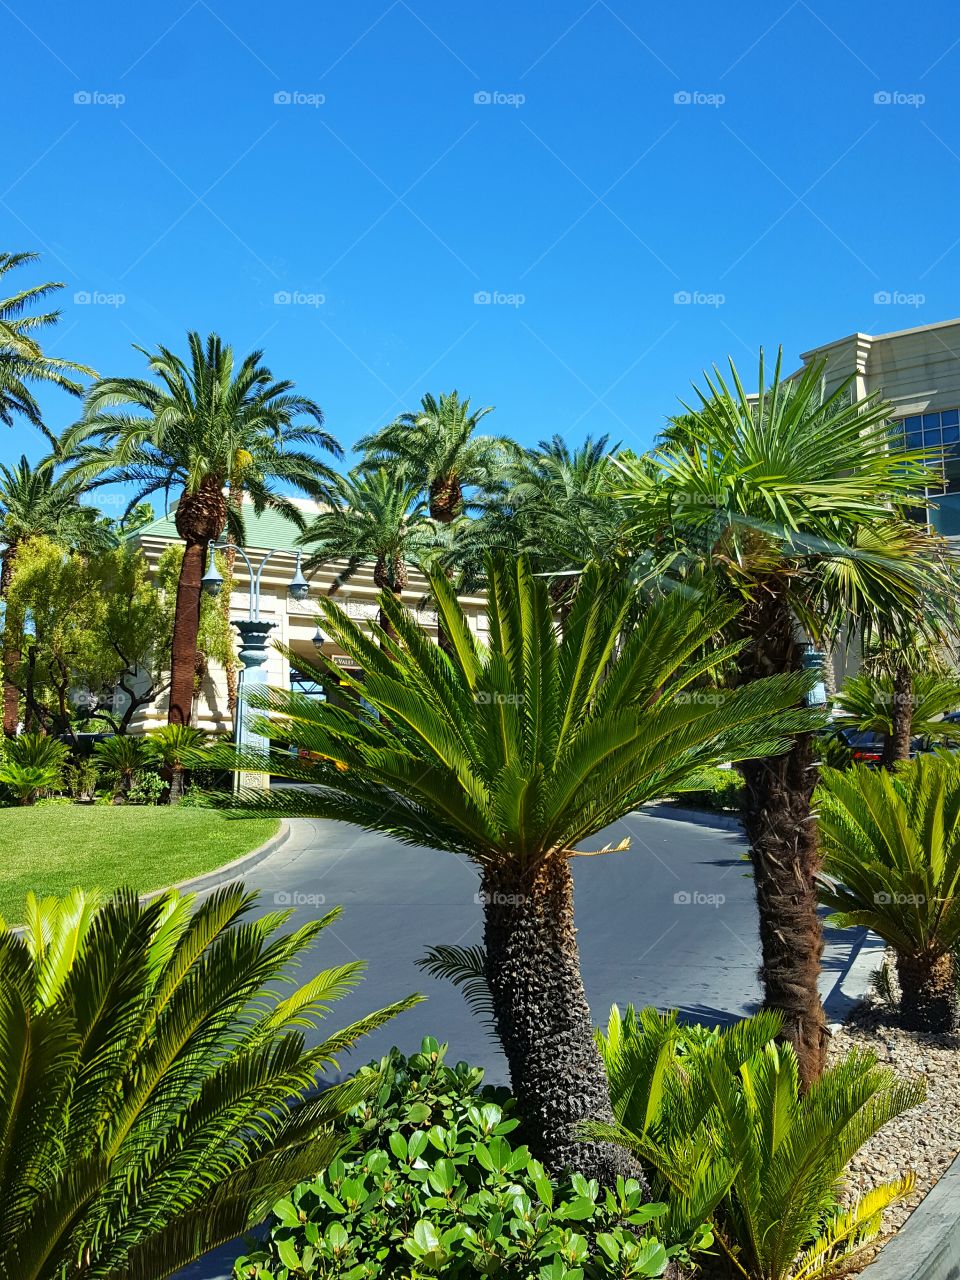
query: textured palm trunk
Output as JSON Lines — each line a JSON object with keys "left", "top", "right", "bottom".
{"left": 168, "top": 539, "right": 207, "bottom": 726}
{"left": 168, "top": 765, "right": 186, "bottom": 805}
{"left": 897, "top": 951, "right": 957, "bottom": 1032}
{"left": 881, "top": 663, "right": 913, "bottom": 768}
{"left": 482, "top": 853, "right": 639, "bottom": 1185}
{"left": 374, "top": 556, "right": 405, "bottom": 643}
{"left": 2, "top": 549, "right": 19, "bottom": 737}
{"left": 738, "top": 590, "right": 827, "bottom": 1089}
{"left": 430, "top": 477, "right": 459, "bottom": 657}
{"left": 169, "top": 479, "right": 227, "bottom": 726}
{"left": 428, "top": 473, "right": 462, "bottom": 523}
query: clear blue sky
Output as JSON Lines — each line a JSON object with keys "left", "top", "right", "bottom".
{"left": 3, "top": 0, "right": 959, "bottom": 500}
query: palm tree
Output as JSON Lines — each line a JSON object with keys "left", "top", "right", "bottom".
{"left": 0, "top": 454, "right": 104, "bottom": 735}
{"left": 147, "top": 722, "right": 208, "bottom": 802}
{"left": 450, "top": 434, "right": 626, "bottom": 601}
{"left": 357, "top": 390, "right": 507, "bottom": 522}
{"left": 59, "top": 331, "right": 342, "bottom": 725}
{"left": 615, "top": 348, "right": 955, "bottom": 1086}
{"left": 300, "top": 467, "right": 437, "bottom": 636}
{"left": 225, "top": 556, "right": 820, "bottom": 1182}
{"left": 0, "top": 883, "right": 417, "bottom": 1279}
{"left": 0, "top": 251, "right": 95, "bottom": 437}
{"left": 818, "top": 756, "right": 960, "bottom": 1031}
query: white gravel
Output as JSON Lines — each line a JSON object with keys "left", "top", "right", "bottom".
{"left": 828, "top": 960, "right": 960, "bottom": 1271}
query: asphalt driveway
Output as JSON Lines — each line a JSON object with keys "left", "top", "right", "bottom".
{"left": 174, "top": 807, "right": 864, "bottom": 1279}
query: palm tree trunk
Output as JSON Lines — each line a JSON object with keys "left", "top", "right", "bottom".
{"left": 881, "top": 663, "right": 913, "bottom": 768}
{"left": 738, "top": 592, "right": 827, "bottom": 1089}
{"left": 1, "top": 549, "right": 19, "bottom": 737}
{"left": 482, "top": 853, "right": 639, "bottom": 1185}
{"left": 897, "top": 951, "right": 957, "bottom": 1032}
{"left": 168, "top": 538, "right": 207, "bottom": 726}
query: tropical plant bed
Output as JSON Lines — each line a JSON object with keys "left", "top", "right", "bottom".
{"left": 830, "top": 979, "right": 960, "bottom": 1274}
{"left": 0, "top": 804, "right": 279, "bottom": 921}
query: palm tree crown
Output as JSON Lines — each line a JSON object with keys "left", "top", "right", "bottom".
{"left": 59, "top": 331, "right": 341, "bottom": 726}
{"left": 357, "top": 390, "right": 507, "bottom": 522}
{"left": 0, "top": 251, "right": 95, "bottom": 436}
{"left": 301, "top": 467, "right": 437, "bottom": 599}
{"left": 451, "top": 433, "right": 625, "bottom": 592}
{"left": 60, "top": 330, "right": 341, "bottom": 537}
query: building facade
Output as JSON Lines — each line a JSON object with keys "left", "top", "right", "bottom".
{"left": 123, "top": 499, "right": 488, "bottom": 734}
{"left": 796, "top": 316, "right": 960, "bottom": 536}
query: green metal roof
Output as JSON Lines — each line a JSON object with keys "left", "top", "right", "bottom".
{"left": 131, "top": 504, "right": 307, "bottom": 552}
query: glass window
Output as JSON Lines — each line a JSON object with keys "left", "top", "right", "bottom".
{"left": 905, "top": 429, "right": 922, "bottom": 448}
{"left": 942, "top": 409, "right": 960, "bottom": 427}
{"left": 944, "top": 425, "right": 960, "bottom": 444}
{"left": 904, "top": 415, "right": 923, "bottom": 430}
{"left": 930, "top": 491, "right": 960, "bottom": 537}
{"left": 923, "top": 426, "right": 943, "bottom": 445}
{"left": 923, "top": 412, "right": 942, "bottom": 428}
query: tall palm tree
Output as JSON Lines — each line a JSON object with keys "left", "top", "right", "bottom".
{"left": 300, "top": 467, "right": 437, "bottom": 635}
{"left": 59, "top": 332, "right": 342, "bottom": 725}
{"left": 450, "top": 434, "right": 626, "bottom": 600}
{"left": 0, "top": 251, "right": 94, "bottom": 437}
{"left": 225, "top": 556, "right": 820, "bottom": 1182}
{"left": 615, "top": 348, "right": 955, "bottom": 1087}
{"left": 0, "top": 455, "right": 105, "bottom": 735}
{"left": 357, "top": 390, "right": 507, "bottom": 522}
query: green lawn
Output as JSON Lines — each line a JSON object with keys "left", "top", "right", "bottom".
{"left": 0, "top": 804, "right": 280, "bottom": 922}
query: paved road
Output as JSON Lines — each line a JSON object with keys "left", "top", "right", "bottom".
{"left": 175, "top": 808, "right": 862, "bottom": 1278}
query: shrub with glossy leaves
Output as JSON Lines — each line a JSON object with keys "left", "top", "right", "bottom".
{"left": 235, "top": 1039, "right": 685, "bottom": 1280}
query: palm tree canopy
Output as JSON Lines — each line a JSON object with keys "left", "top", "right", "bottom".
{"left": 0, "top": 251, "right": 95, "bottom": 436}
{"left": 0, "top": 455, "right": 112, "bottom": 557}
{"left": 300, "top": 466, "right": 437, "bottom": 593}
{"left": 449, "top": 434, "right": 626, "bottom": 590}
{"left": 357, "top": 390, "right": 509, "bottom": 520}
{"left": 226, "top": 556, "right": 822, "bottom": 865}
{"left": 615, "top": 348, "right": 955, "bottom": 644}
{"left": 59, "top": 331, "right": 342, "bottom": 540}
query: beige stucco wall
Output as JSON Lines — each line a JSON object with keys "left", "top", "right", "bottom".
{"left": 125, "top": 533, "right": 488, "bottom": 734}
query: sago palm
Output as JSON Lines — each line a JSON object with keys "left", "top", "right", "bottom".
{"left": 0, "top": 251, "right": 94, "bottom": 436}
{"left": 0, "top": 882, "right": 418, "bottom": 1279}
{"left": 818, "top": 755, "right": 960, "bottom": 1031}
{"left": 300, "top": 467, "right": 437, "bottom": 635}
{"left": 590, "top": 1008, "right": 922, "bottom": 1280}
{"left": 833, "top": 669, "right": 960, "bottom": 759}
{"left": 615, "top": 347, "right": 955, "bottom": 1085}
{"left": 224, "top": 554, "right": 821, "bottom": 1183}
{"left": 357, "top": 390, "right": 508, "bottom": 522}
{"left": 59, "top": 332, "right": 342, "bottom": 725}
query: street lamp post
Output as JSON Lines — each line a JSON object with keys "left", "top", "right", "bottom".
{"left": 202, "top": 542, "right": 310, "bottom": 788}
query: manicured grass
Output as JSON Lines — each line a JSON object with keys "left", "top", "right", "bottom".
{"left": 0, "top": 803, "right": 280, "bottom": 922}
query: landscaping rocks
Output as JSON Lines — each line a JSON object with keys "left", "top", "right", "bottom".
{"left": 830, "top": 961, "right": 960, "bottom": 1272}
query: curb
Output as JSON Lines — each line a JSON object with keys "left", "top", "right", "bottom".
{"left": 858, "top": 1149, "right": 960, "bottom": 1280}
{"left": 639, "top": 802, "right": 745, "bottom": 833}
{"left": 141, "top": 819, "right": 292, "bottom": 901}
